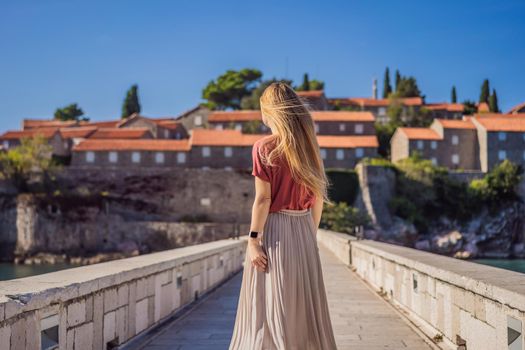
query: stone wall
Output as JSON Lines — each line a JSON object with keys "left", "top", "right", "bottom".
{"left": 317, "top": 230, "right": 525, "bottom": 350}
{"left": 0, "top": 237, "right": 246, "bottom": 350}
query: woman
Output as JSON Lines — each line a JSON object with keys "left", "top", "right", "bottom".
{"left": 229, "top": 82, "right": 337, "bottom": 350}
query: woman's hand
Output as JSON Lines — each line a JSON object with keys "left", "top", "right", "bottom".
{"left": 248, "top": 239, "right": 268, "bottom": 272}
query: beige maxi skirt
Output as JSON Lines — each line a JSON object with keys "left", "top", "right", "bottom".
{"left": 229, "top": 209, "right": 337, "bottom": 350}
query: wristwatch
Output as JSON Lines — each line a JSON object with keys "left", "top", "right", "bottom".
{"left": 249, "top": 231, "right": 259, "bottom": 238}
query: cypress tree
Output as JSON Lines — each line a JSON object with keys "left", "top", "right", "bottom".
{"left": 302, "top": 73, "right": 310, "bottom": 91}
{"left": 382, "top": 67, "right": 392, "bottom": 98}
{"left": 122, "top": 84, "right": 141, "bottom": 119}
{"left": 451, "top": 86, "right": 457, "bottom": 103}
{"left": 395, "top": 70, "right": 401, "bottom": 91}
{"left": 479, "top": 79, "right": 490, "bottom": 103}
{"left": 489, "top": 89, "right": 499, "bottom": 113}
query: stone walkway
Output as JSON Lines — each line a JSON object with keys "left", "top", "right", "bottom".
{"left": 132, "top": 244, "right": 432, "bottom": 350}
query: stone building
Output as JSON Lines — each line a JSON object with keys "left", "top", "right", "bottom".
{"left": 425, "top": 103, "right": 464, "bottom": 120}
{"left": 391, "top": 114, "right": 525, "bottom": 172}
{"left": 296, "top": 90, "right": 330, "bottom": 110}
{"left": 173, "top": 105, "right": 211, "bottom": 130}
{"left": 116, "top": 114, "right": 189, "bottom": 139}
{"left": 328, "top": 97, "right": 424, "bottom": 124}
{"left": 207, "top": 110, "right": 376, "bottom": 136}
{"left": 507, "top": 102, "right": 525, "bottom": 114}
{"left": 0, "top": 128, "right": 68, "bottom": 157}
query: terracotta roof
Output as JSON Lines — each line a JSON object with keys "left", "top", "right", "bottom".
{"left": 317, "top": 135, "right": 378, "bottom": 148}
{"left": 312, "top": 111, "right": 375, "bottom": 122}
{"left": 59, "top": 127, "right": 98, "bottom": 139}
{"left": 80, "top": 120, "right": 120, "bottom": 128}
{"left": 0, "top": 128, "right": 59, "bottom": 140}
{"left": 89, "top": 128, "right": 152, "bottom": 139}
{"left": 473, "top": 113, "right": 525, "bottom": 118}
{"left": 398, "top": 128, "right": 442, "bottom": 140}
{"left": 191, "top": 129, "right": 265, "bottom": 146}
{"left": 435, "top": 119, "right": 476, "bottom": 130}
{"left": 426, "top": 103, "right": 464, "bottom": 112}
{"left": 329, "top": 97, "right": 423, "bottom": 107}
{"left": 477, "top": 102, "right": 490, "bottom": 112}
{"left": 507, "top": 102, "right": 525, "bottom": 114}
{"left": 155, "top": 120, "right": 184, "bottom": 130}
{"left": 74, "top": 139, "right": 191, "bottom": 152}
{"left": 296, "top": 90, "right": 325, "bottom": 98}
{"left": 208, "top": 111, "right": 262, "bottom": 122}
{"left": 208, "top": 110, "right": 374, "bottom": 122}
{"left": 23, "top": 119, "right": 77, "bottom": 130}
{"left": 473, "top": 115, "right": 525, "bottom": 132}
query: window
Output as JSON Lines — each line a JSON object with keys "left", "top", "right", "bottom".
{"left": 378, "top": 107, "right": 386, "bottom": 116}
{"left": 202, "top": 146, "right": 211, "bottom": 157}
{"left": 194, "top": 115, "right": 203, "bottom": 126}
{"left": 417, "top": 140, "right": 424, "bottom": 149}
{"left": 132, "top": 152, "right": 141, "bottom": 163}
{"left": 451, "top": 135, "right": 459, "bottom": 145}
{"left": 354, "top": 124, "right": 364, "bottom": 134}
{"left": 320, "top": 148, "right": 327, "bottom": 159}
{"left": 224, "top": 147, "right": 233, "bottom": 157}
{"left": 215, "top": 124, "right": 223, "bottom": 130}
{"left": 235, "top": 124, "right": 242, "bottom": 131}
{"left": 355, "top": 148, "right": 364, "bottom": 158}
{"left": 452, "top": 154, "right": 459, "bottom": 164}
{"left": 108, "top": 152, "right": 118, "bottom": 163}
{"left": 498, "top": 150, "right": 507, "bottom": 160}
{"left": 2, "top": 140, "right": 9, "bottom": 149}
{"left": 498, "top": 132, "right": 507, "bottom": 141}
{"left": 177, "top": 152, "right": 186, "bottom": 164}
{"left": 339, "top": 123, "right": 346, "bottom": 132}
{"left": 164, "top": 129, "right": 169, "bottom": 138}
{"left": 201, "top": 166, "right": 210, "bottom": 170}
{"left": 155, "top": 152, "right": 165, "bottom": 164}
{"left": 336, "top": 149, "right": 344, "bottom": 160}
{"left": 63, "top": 141, "right": 69, "bottom": 149}
{"left": 86, "top": 151, "right": 95, "bottom": 163}
{"left": 175, "top": 132, "right": 181, "bottom": 140}
{"left": 431, "top": 141, "right": 437, "bottom": 150}
{"left": 314, "top": 123, "right": 319, "bottom": 133}
{"left": 431, "top": 157, "right": 437, "bottom": 165}
{"left": 224, "top": 166, "right": 233, "bottom": 171}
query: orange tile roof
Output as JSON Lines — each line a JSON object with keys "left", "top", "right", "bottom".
{"left": 59, "top": 127, "right": 98, "bottom": 139}
{"left": 312, "top": 111, "right": 375, "bottom": 122}
{"left": 296, "top": 90, "right": 325, "bottom": 98}
{"left": 435, "top": 119, "right": 475, "bottom": 130}
{"left": 0, "top": 128, "right": 59, "bottom": 140}
{"left": 191, "top": 129, "right": 265, "bottom": 146}
{"left": 507, "top": 102, "right": 525, "bottom": 114}
{"left": 208, "top": 110, "right": 374, "bottom": 122}
{"left": 74, "top": 139, "right": 191, "bottom": 152}
{"left": 425, "top": 103, "right": 464, "bottom": 112}
{"left": 398, "top": 128, "right": 442, "bottom": 140}
{"left": 473, "top": 113, "right": 525, "bottom": 118}
{"left": 89, "top": 128, "right": 152, "bottom": 139}
{"left": 155, "top": 120, "right": 184, "bottom": 130}
{"left": 23, "top": 119, "right": 77, "bottom": 129}
{"left": 329, "top": 97, "right": 423, "bottom": 107}
{"left": 317, "top": 135, "right": 378, "bottom": 148}
{"left": 79, "top": 120, "right": 121, "bottom": 128}
{"left": 473, "top": 115, "right": 525, "bottom": 132}
{"left": 477, "top": 102, "right": 490, "bottom": 112}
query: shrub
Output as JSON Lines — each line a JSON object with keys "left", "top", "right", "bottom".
{"left": 320, "top": 202, "right": 370, "bottom": 234}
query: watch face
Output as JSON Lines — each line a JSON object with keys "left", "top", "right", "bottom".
{"left": 250, "top": 231, "right": 258, "bottom": 238}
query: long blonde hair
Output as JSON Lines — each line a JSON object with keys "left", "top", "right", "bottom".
{"left": 259, "top": 82, "right": 330, "bottom": 203}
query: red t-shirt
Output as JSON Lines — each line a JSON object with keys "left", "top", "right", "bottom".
{"left": 251, "top": 136, "right": 316, "bottom": 213}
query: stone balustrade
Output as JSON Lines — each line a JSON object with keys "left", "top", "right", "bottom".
{"left": 0, "top": 237, "right": 246, "bottom": 350}
{"left": 317, "top": 230, "right": 525, "bottom": 350}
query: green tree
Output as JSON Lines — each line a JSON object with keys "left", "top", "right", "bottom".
{"left": 296, "top": 74, "right": 324, "bottom": 91}
{"left": 202, "top": 68, "right": 262, "bottom": 110}
{"left": 382, "top": 67, "right": 392, "bottom": 98}
{"left": 395, "top": 69, "right": 401, "bottom": 90}
{"left": 122, "top": 84, "right": 141, "bottom": 118}
{"left": 54, "top": 103, "right": 87, "bottom": 122}
{"left": 479, "top": 79, "right": 490, "bottom": 103}
{"left": 462, "top": 100, "right": 477, "bottom": 115}
{"left": 395, "top": 76, "right": 421, "bottom": 97}
{"left": 470, "top": 160, "right": 523, "bottom": 205}
{"left": 301, "top": 73, "right": 310, "bottom": 91}
{"left": 489, "top": 89, "right": 499, "bottom": 113}
{"left": 320, "top": 202, "right": 370, "bottom": 235}
{"left": 0, "top": 135, "right": 56, "bottom": 192}
{"left": 240, "top": 78, "right": 293, "bottom": 110}
{"left": 451, "top": 86, "right": 457, "bottom": 103}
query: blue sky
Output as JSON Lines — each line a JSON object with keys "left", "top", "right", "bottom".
{"left": 1, "top": 0, "right": 524, "bottom": 131}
